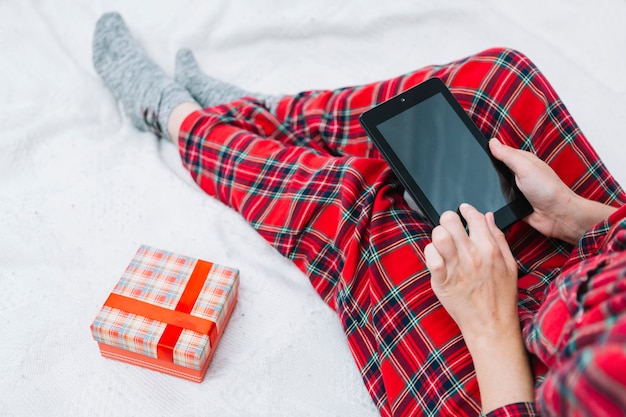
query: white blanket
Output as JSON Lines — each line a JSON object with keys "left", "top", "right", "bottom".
{"left": 1, "top": 1, "right": 624, "bottom": 416}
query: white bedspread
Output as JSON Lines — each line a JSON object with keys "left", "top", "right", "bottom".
{"left": 1, "top": 1, "right": 624, "bottom": 416}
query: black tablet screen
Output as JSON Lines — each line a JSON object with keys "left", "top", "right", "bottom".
{"left": 376, "top": 92, "right": 509, "bottom": 216}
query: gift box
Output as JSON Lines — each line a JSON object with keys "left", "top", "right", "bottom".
{"left": 90, "top": 245, "right": 239, "bottom": 382}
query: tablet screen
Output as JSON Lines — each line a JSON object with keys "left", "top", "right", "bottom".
{"left": 376, "top": 92, "right": 510, "bottom": 216}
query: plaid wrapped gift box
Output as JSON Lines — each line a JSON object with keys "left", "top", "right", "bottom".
{"left": 90, "top": 245, "right": 239, "bottom": 382}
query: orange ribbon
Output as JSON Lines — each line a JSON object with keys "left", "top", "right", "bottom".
{"left": 104, "top": 259, "right": 216, "bottom": 363}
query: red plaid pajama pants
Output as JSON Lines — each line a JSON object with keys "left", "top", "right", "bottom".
{"left": 177, "top": 48, "right": 625, "bottom": 416}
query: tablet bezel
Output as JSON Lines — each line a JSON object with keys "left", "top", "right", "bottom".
{"left": 359, "top": 77, "right": 533, "bottom": 229}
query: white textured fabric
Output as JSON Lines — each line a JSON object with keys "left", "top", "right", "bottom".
{"left": 1, "top": 1, "right": 625, "bottom": 416}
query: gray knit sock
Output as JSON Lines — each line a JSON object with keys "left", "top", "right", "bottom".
{"left": 175, "top": 49, "right": 281, "bottom": 112}
{"left": 93, "top": 12, "right": 195, "bottom": 140}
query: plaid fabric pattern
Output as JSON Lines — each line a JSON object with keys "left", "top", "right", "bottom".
{"left": 483, "top": 402, "right": 537, "bottom": 417}
{"left": 175, "top": 263, "right": 238, "bottom": 369}
{"left": 178, "top": 48, "right": 625, "bottom": 416}
{"left": 91, "top": 245, "right": 238, "bottom": 370}
{"left": 114, "top": 245, "right": 197, "bottom": 308}
{"left": 173, "top": 330, "right": 210, "bottom": 370}
{"left": 191, "top": 263, "right": 238, "bottom": 332}
{"left": 92, "top": 306, "right": 166, "bottom": 358}
{"left": 526, "top": 208, "right": 626, "bottom": 416}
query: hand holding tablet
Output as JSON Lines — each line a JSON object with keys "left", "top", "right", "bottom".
{"left": 359, "top": 77, "right": 532, "bottom": 229}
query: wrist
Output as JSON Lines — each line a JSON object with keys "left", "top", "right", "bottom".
{"left": 463, "top": 326, "right": 535, "bottom": 414}
{"left": 557, "top": 195, "right": 616, "bottom": 244}
{"left": 463, "top": 323, "right": 524, "bottom": 357}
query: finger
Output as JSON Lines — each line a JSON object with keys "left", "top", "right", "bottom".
{"left": 486, "top": 212, "right": 516, "bottom": 266}
{"left": 431, "top": 226, "right": 459, "bottom": 271}
{"left": 438, "top": 210, "right": 469, "bottom": 250}
{"left": 485, "top": 212, "right": 507, "bottom": 249}
{"left": 431, "top": 224, "right": 456, "bottom": 255}
{"left": 458, "top": 203, "right": 491, "bottom": 241}
{"left": 424, "top": 243, "right": 446, "bottom": 283}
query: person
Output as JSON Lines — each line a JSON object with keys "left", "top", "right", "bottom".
{"left": 92, "top": 12, "right": 626, "bottom": 417}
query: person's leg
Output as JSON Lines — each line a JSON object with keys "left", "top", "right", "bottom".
{"left": 92, "top": 12, "right": 196, "bottom": 141}
{"left": 174, "top": 49, "right": 439, "bottom": 159}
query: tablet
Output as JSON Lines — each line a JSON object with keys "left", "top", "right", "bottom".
{"left": 359, "top": 77, "right": 532, "bottom": 229}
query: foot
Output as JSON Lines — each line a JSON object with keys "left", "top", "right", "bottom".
{"left": 93, "top": 12, "right": 195, "bottom": 140}
{"left": 174, "top": 49, "right": 279, "bottom": 110}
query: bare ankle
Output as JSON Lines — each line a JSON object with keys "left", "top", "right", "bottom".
{"left": 167, "top": 101, "right": 203, "bottom": 143}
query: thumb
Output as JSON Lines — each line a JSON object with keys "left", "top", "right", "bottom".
{"left": 489, "top": 138, "right": 529, "bottom": 176}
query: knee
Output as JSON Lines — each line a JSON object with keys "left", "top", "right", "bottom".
{"left": 444, "top": 47, "right": 542, "bottom": 95}
{"left": 480, "top": 47, "right": 540, "bottom": 76}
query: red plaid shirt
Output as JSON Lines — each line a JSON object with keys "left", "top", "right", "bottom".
{"left": 514, "top": 206, "right": 626, "bottom": 416}
{"left": 178, "top": 48, "right": 626, "bottom": 416}
{"left": 484, "top": 206, "right": 626, "bottom": 416}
